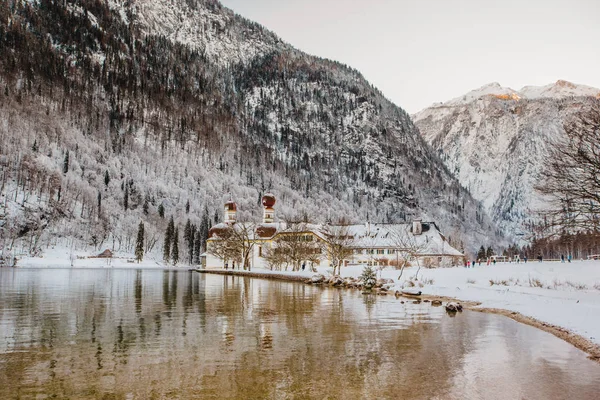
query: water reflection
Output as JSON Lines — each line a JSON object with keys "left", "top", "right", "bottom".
{"left": 0, "top": 269, "right": 599, "bottom": 399}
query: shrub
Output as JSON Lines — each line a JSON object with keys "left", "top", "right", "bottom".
{"left": 360, "top": 266, "right": 377, "bottom": 290}
{"left": 528, "top": 277, "right": 544, "bottom": 288}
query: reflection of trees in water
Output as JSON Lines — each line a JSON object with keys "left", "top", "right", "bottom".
{"left": 134, "top": 270, "right": 142, "bottom": 315}
{"left": 362, "top": 292, "right": 376, "bottom": 315}
{"left": 2, "top": 270, "right": 600, "bottom": 399}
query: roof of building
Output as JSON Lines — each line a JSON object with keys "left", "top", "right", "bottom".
{"left": 207, "top": 221, "right": 462, "bottom": 257}
{"left": 341, "top": 223, "right": 462, "bottom": 256}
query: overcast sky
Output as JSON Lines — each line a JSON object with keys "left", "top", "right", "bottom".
{"left": 220, "top": 0, "right": 600, "bottom": 113}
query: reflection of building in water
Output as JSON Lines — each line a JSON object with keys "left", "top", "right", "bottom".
{"left": 204, "top": 194, "right": 464, "bottom": 269}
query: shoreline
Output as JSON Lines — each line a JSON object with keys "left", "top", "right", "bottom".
{"left": 195, "top": 268, "right": 600, "bottom": 363}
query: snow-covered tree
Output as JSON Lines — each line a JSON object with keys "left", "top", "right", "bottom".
{"left": 172, "top": 227, "right": 179, "bottom": 265}
{"left": 135, "top": 221, "right": 145, "bottom": 262}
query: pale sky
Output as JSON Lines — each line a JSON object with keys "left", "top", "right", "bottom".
{"left": 220, "top": 0, "right": 600, "bottom": 113}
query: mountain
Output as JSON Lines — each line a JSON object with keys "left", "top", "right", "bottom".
{"left": 413, "top": 80, "right": 600, "bottom": 238}
{"left": 0, "top": 0, "right": 499, "bottom": 262}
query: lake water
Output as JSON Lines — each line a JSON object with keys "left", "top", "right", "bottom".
{"left": 1, "top": 269, "right": 599, "bottom": 399}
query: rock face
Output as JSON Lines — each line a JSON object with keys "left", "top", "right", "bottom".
{"left": 413, "top": 81, "right": 600, "bottom": 238}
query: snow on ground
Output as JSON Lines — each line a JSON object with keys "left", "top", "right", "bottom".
{"left": 329, "top": 261, "right": 600, "bottom": 346}
{"left": 13, "top": 247, "right": 172, "bottom": 269}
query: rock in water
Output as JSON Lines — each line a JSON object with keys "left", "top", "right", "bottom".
{"left": 445, "top": 302, "right": 463, "bottom": 312}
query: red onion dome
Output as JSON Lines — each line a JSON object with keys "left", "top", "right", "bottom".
{"left": 208, "top": 224, "right": 233, "bottom": 239}
{"left": 262, "top": 193, "right": 276, "bottom": 208}
{"left": 224, "top": 201, "right": 237, "bottom": 211}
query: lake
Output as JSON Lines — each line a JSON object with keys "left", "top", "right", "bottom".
{"left": 1, "top": 268, "right": 599, "bottom": 399}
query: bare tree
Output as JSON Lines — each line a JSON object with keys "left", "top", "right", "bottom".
{"left": 262, "top": 244, "right": 290, "bottom": 271}
{"left": 228, "top": 222, "right": 257, "bottom": 270}
{"left": 536, "top": 99, "right": 600, "bottom": 236}
{"left": 206, "top": 226, "right": 237, "bottom": 268}
{"left": 388, "top": 226, "right": 427, "bottom": 281}
{"left": 322, "top": 224, "right": 354, "bottom": 276}
{"left": 265, "top": 222, "right": 322, "bottom": 271}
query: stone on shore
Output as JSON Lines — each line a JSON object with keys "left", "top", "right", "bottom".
{"left": 445, "top": 302, "right": 463, "bottom": 312}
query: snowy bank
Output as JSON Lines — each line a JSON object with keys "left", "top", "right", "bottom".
{"left": 388, "top": 261, "right": 600, "bottom": 347}
{"left": 12, "top": 247, "right": 175, "bottom": 269}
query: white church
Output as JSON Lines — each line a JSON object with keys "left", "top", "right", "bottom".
{"left": 203, "top": 194, "right": 464, "bottom": 270}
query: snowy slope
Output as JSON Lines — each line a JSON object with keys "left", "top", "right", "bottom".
{"left": 106, "top": 0, "right": 285, "bottom": 65}
{"left": 0, "top": 0, "right": 503, "bottom": 264}
{"left": 413, "top": 81, "right": 600, "bottom": 238}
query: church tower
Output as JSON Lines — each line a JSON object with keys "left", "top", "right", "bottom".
{"left": 262, "top": 194, "right": 276, "bottom": 223}
{"left": 224, "top": 201, "right": 237, "bottom": 224}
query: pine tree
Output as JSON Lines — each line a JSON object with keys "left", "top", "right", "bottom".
{"left": 135, "top": 221, "right": 145, "bottom": 262}
{"left": 193, "top": 227, "right": 202, "bottom": 264}
{"left": 185, "top": 199, "right": 190, "bottom": 214}
{"left": 200, "top": 206, "right": 211, "bottom": 253}
{"left": 163, "top": 216, "right": 175, "bottom": 263}
{"left": 184, "top": 219, "right": 192, "bottom": 248}
{"left": 143, "top": 195, "right": 149, "bottom": 215}
{"left": 32, "top": 139, "right": 38, "bottom": 152}
{"left": 360, "top": 266, "right": 377, "bottom": 291}
{"left": 124, "top": 185, "right": 129, "bottom": 210}
{"left": 189, "top": 226, "right": 195, "bottom": 264}
{"left": 158, "top": 203, "right": 165, "bottom": 218}
{"left": 477, "top": 246, "right": 486, "bottom": 260}
{"left": 104, "top": 170, "right": 110, "bottom": 187}
{"left": 486, "top": 246, "right": 494, "bottom": 258}
{"left": 97, "top": 191, "right": 102, "bottom": 214}
{"left": 63, "top": 151, "right": 69, "bottom": 174}
{"left": 172, "top": 227, "right": 179, "bottom": 265}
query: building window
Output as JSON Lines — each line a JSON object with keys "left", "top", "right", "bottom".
{"left": 258, "top": 246, "right": 262, "bottom": 257}
{"left": 377, "top": 249, "right": 385, "bottom": 255}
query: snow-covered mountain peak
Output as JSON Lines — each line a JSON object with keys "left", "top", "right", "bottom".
{"left": 519, "top": 80, "right": 600, "bottom": 100}
{"left": 444, "top": 82, "right": 520, "bottom": 107}
{"left": 414, "top": 78, "right": 600, "bottom": 239}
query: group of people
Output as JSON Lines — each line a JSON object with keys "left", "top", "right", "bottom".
{"left": 224, "top": 261, "right": 238, "bottom": 270}
{"left": 464, "top": 258, "right": 497, "bottom": 268}
{"left": 560, "top": 254, "right": 572, "bottom": 263}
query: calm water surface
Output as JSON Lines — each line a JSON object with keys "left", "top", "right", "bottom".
{"left": 1, "top": 269, "right": 599, "bottom": 399}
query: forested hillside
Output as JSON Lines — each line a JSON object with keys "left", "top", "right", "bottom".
{"left": 0, "top": 0, "right": 500, "bottom": 262}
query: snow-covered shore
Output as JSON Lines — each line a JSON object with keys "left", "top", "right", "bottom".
{"left": 332, "top": 261, "right": 600, "bottom": 348}
{"left": 12, "top": 248, "right": 173, "bottom": 269}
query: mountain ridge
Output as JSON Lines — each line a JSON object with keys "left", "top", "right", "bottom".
{"left": 0, "top": 0, "right": 500, "bottom": 261}
{"left": 413, "top": 80, "right": 600, "bottom": 239}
